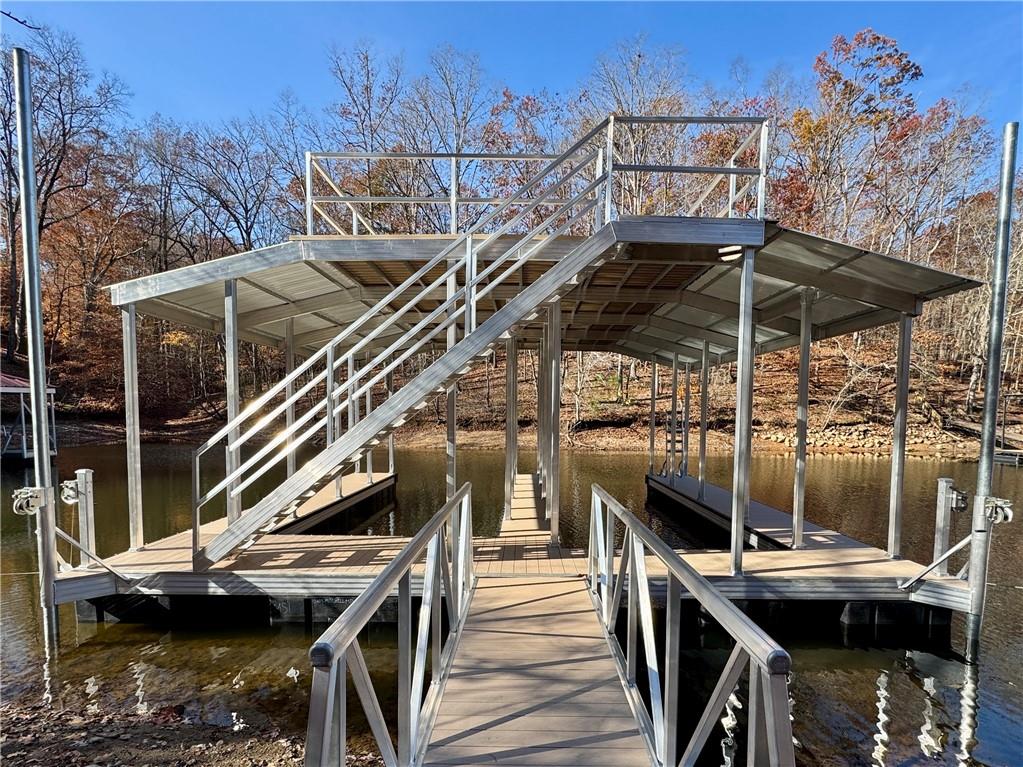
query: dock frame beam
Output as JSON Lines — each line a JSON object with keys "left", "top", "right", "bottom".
{"left": 698, "top": 341, "right": 709, "bottom": 500}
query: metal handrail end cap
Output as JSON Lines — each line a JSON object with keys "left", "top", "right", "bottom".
{"left": 767, "top": 648, "right": 791, "bottom": 675}
{"left": 309, "top": 641, "right": 335, "bottom": 668}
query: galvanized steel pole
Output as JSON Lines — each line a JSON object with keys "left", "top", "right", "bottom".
{"left": 13, "top": 48, "right": 58, "bottom": 630}
{"left": 669, "top": 354, "right": 678, "bottom": 486}
{"left": 887, "top": 314, "right": 912, "bottom": 558}
{"left": 792, "top": 289, "right": 813, "bottom": 548}
{"left": 122, "top": 304, "right": 144, "bottom": 549}
{"left": 966, "top": 122, "right": 1018, "bottom": 660}
{"left": 730, "top": 247, "right": 756, "bottom": 575}
{"left": 682, "top": 362, "right": 691, "bottom": 477}
{"left": 224, "top": 279, "right": 241, "bottom": 522}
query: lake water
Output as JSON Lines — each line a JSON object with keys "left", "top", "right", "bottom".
{"left": 1, "top": 444, "right": 1020, "bottom": 765}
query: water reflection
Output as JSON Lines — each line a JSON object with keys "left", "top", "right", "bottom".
{"left": 1, "top": 445, "right": 1020, "bottom": 766}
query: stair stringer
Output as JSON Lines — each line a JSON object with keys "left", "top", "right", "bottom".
{"left": 193, "top": 225, "right": 618, "bottom": 569}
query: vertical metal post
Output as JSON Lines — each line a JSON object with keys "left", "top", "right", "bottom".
{"left": 76, "top": 469, "right": 96, "bottom": 566}
{"left": 792, "top": 289, "right": 813, "bottom": 548}
{"left": 224, "top": 279, "right": 242, "bottom": 523}
{"left": 304, "top": 151, "right": 314, "bottom": 235}
{"left": 592, "top": 148, "right": 605, "bottom": 229}
{"left": 347, "top": 355, "right": 360, "bottom": 474}
{"left": 648, "top": 358, "right": 657, "bottom": 475}
{"left": 397, "top": 570, "right": 412, "bottom": 766}
{"left": 386, "top": 365, "right": 395, "bottom": 474}
{"left": 538, "top": 317, "right": 549, "bottom": 498}
{"left": 887, "top": 314, "right": 912, "bottom": 558}
{"left": 730, "top": 247, "right": 756, "bottom": 575}
{"left": 756, "top": 120, "right": 771, "bottom": 219}
{"left": 603, "top": 117, "right": 615, "bottom": 223}
{"left": 699, "top": 341, "right": 709, "bottom": 499}
{"left": 504, "top": 337, "right": 518, "bottom": 519}
{"left": 934, "top": 478, "right": 955, "bottom": 576}
{"left": 365, "top": 378, "right": 373, "bottom": 483}
{"left": 967, "top": 122, "right": 1018, "bottom": 659}
{"left": 122, "top": 304, "right": 144, "bottom": 549}
{"left": 285, "top": 318, "right": 296, "bottom": 477}
{"left": 669, "top": 355, "right": 678, "bottom": 486}
{"left": 13, "top": 48, "right": 57, "bottom": 634}
{"left": 681, "top": 363, "right": 691, "bottom": 477}
{"left": 465, "top": 236, "right": 476, "bottom": 332}
{"left": 549, "top": 301, "right": 561, "bottom": 544}
{"left": 663, "top": 573, "right": 681, "bottom": 767}
{"left": 446, "top": 159, "right": 458, "bottom": 501}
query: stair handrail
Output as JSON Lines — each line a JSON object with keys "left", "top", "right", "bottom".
{"left": 587, "top": 484, "right": 795, "bottom": 767}
{"left": 305, "top": 482, "right": 474, "bottom": 767}
{"left": 204, "top": 176, "right": 603, "bottom": 508}
{"left": 193, "top": 126, "right": 610, "bottom": 518}
{"left": 195, "top": 118, "right": 611, "bottom": 462}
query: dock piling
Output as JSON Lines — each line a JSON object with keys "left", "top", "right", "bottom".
{"left": 966, "top": 121, "right": 1018, "bottom": 660}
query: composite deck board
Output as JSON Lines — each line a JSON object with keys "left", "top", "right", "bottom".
{"left": 425, "top": 577, "right": 650, "bottom": 767}
{"left": 54, "top": 471, "right": 967, "bottom": 609}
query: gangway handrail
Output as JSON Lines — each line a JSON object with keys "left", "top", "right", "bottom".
{"left": 588, "top": 484, "right": 794, "bottom": 767}
{"left": 305, "top": 482, "right": 474, "bottom": 767}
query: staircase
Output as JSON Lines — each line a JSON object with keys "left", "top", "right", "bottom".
{"left": 191, "top": 125, "right": 616, "bottom": 569}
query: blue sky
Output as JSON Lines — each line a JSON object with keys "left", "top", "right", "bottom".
{"left": 3, "top": 2, "right": 1021, "bottom": 130}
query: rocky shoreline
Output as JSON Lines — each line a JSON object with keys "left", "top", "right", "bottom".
{"left": 0, "top": 701, "right": 384, "bottom": 767}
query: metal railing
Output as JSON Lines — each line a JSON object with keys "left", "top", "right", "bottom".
{"left": 305, "top": 115, "right": 770, "bottom": 235}
{"left": 192, "top": 114, "right": 770, "bottom": 563}
{"left": 191, "top": 120, "right": 610, "bottom": 553}
{"left": 900, "top": 478, "right": 1013, "bottom": 591}
{"left": 587, "top": 484, "right": 795, "bottom": 767}
{"left": 305, "top": 483, "right": 474, "bottom": 767}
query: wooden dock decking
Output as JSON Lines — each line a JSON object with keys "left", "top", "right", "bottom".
{"left": 425, "top": 577, "right": 650, "bottom": 767}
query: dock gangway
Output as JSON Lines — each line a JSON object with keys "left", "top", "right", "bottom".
{"left": 304, "top": 483, "right": 795, "bottom": 767}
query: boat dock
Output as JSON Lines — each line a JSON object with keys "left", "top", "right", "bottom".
{"left": 16, "top": 112, "right": 1014, "bottom": 767}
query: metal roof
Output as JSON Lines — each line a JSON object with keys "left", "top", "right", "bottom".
{"left": 106, "top": 217, "right": 980, "bottom": 363}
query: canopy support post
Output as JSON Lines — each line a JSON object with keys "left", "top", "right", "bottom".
{"left": 887, "top": 314, "right": 912, "bottom": 559}
{"left": 792, "top": 289, "right": 814, "bottom": 548}
{"left": 730, "top": 247, "right": 756, "bottom": 576}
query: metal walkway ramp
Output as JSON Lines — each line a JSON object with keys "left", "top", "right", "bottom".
{"left": 425, "top": 577, "right": 649, "bottom": 767}
{"left": 304, "top": 483, "right": 797, "bottom": 767}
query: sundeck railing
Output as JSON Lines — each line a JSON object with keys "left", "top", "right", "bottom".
{"left": 305, "top": 115, "right": 770, "bottom": 236}
{"left": 587, "top": 484, "right": 795, "bottom": 767}
{"left": 304, "top": 483, "right": 474, "bottom": 767}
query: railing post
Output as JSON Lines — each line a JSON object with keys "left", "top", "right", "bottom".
{"left": 286, "top": 318, "right": 296, "bottom": 477}
{"left": 934, "top": 478, "right": 955, "bottom": 576}
{"left": 663, "top": 572, "right": 681, "bottom": 767}
{"left": 648, "top": 357, "right": 657, "bottom": 475}
{"left": 386, "top": 365, "right": 395, "bottom": 474}
{"left": 365, "top": 379, "right": 374, "bottom": 483}
{"left": 626, "top": 545, "right": 638, "bottom": 684}
{"left": 325, "top": 347, "right": 335, "bottom": 446}
{"left": 603, "top": 116, "right": 615, "bottom": 223}
{"left": 465, "top": 235, "right": 476, "bottom": 332}
{"left": 699, "top": 341, "right": 709, "bottom": 500}
{"left": 792, "top": 289, "right": 813, "bottom": 548}
{"left": 756, "top": 120, "right": 770, "bottom": 219}
{"left": 603, "top": 496, "right": 614, "bottom": 622}
{"left": 747, "top": 661, "right": 769, "bottom": 765}
{"left": 593, "top": 147, "right": 605, "bottom": 229}
{"left": 727, "top": 158, "right": 736, "bottom": 219}
{"left": 76, "top": 469, "right": 96, "bottom": 566}
{"left": 397, "top": 570, "right": 412, "bottom": 767}
{"left": 887, "top": 314, "right": 912, "bottom": 558}
{"left": 305, "top": 151, "right": 314, "bottom": 235}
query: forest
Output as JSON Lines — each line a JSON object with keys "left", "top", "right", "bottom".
{"left": 1, "top": 24, "right": 1020, "bottom": 449}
